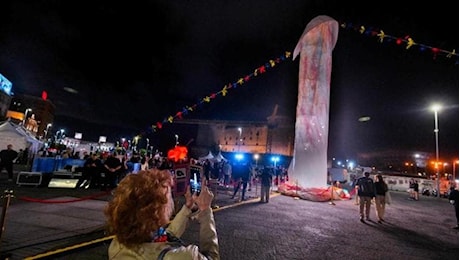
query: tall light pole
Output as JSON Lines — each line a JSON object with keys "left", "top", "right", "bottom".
{"left": 271, "top": 156, "right": 280, "bottom": 168}
{"left": 453, "top": 160, "right": 459, "bottom": 182}
{"left": 45, "top": 123, "right": 52, "bottom": 141}
{"left": 254, "top": 154, "right": 260, "bottom": 168}
{"left": 238, "top": 127, "right": 242, "bottom": 151}
{"left": 432, "top": 104, "right": 441, "bottom": 198}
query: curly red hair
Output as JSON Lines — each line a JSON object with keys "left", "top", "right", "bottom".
{"left": 104, "top": 169, "right": 174, "bottom": 249}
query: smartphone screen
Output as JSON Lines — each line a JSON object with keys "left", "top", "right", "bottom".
{"left": 189, "top": 170, "right": 201, "bottom": 195}
{"left": 190, "top": 178, "right": 201, "bottom": 195}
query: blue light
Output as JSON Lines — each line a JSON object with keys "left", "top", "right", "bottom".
{"left": 234, "top": 153, "right": 244, "bottom": 161}
{"left": 271, "top": 156, "right": 280, "bottom": 167}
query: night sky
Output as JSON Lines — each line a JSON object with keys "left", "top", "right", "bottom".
{"left": 0, "top": 1, "right": 458, "bottom": 160}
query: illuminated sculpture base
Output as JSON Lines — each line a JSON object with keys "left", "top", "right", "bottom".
{"left": 277, "top": 182, "right": 350, "bottom": 202}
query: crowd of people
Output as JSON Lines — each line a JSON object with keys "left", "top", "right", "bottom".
{"left": 76, "top": 150, "right": 177, "bottom": 190}
{"left": 31, "top": 145, "right": 289, "bottom": 200}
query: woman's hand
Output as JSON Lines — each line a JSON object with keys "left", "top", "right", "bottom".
{"left": 195, "top": 186, "right": 214, "bottom": 211}
{"left": 184, "top": 185, "right": 195, "bottom": 209}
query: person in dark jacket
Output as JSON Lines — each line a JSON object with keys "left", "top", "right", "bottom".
{"left": 103, "top": 152, "right": 123, "bottom": 190}
{"left": 448, "top": 184, "right": 459, "bottom": 229}
{"left": 374, "top": 174, "right": 388, "bottom": 223}
{"left": 231, "top": 161, "right": 250, "bottom": 201}
{"left": 0, "top": 144, "right": 19, "bottom": 181}
{"left": 259, "top": 166, "right": 273, "bottom": 203}
{"left": 354, "top": 172, "right": 376, "bottom": 222}
{"left": 80, "top": 153, "right": 103, "bottom": 189}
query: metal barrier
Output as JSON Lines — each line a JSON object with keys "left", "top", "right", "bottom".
{"left": 0, "top": 189, "right": 13, "bottom": 260}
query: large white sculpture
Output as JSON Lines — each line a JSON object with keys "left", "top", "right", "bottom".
{"left": 288, "top": 15, "right": 339, "bottom": 188}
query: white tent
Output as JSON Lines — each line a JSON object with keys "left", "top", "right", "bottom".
{"left": 214, "top": 151, "right": 227, "bottom": 162}
{"left": 198, "top": 151, "right": 214, "bottom": 161}
{"left": 0, "top": 119, "right": 43, "bottom": 155}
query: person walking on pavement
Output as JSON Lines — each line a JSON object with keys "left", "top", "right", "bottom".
{"left": 222, "top": 161, "right": 232, "bottom": 188}
{"left": 203, "top": 159, "right": 212, "bottom": 186}
{"left": 408, "top": 178, "right": 416, "bottom": 200}
{"left": 0, "top": 144, "right": 19, "bottom": 181}
{"left": 231, "top": 161, "right": 250, "bottom": 201}
{"left": 448, "top": 184, "right": 459, "bottom": 229}
{"left": 413, "top": 180, "right": 419, "bottom": 201}
{"left": 374, "top": 174, "right": 388, "bottom": 223}
{"left": 355, "top": 171, "right": 376, "bottom": 222}
{"left": 105, "top": 169, "right": 220, "bottom": 259}
{"left": 259, "top": 166, "right": 273, "bottom": 203}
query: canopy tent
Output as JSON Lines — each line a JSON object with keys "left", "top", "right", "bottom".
{"left": 0, "top": 119, "right": 43, "bottom": 155}
{"left": 198, "top": 151, "right": 228, "bottom": 163}
{"left": 214, "top": 151, "right": 227, "bottom": 162}
{"left": 198, "top": 151, "right": 214, "bottom": 161}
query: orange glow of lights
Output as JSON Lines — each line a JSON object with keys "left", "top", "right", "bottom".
{"left": 167, "top": 146, "right": 188, "bottom": 162}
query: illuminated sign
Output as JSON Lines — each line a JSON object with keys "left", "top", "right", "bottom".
{"left": 0, "top": 73, "right": 12, "bottom": 96}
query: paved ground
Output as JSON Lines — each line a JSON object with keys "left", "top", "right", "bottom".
{"left": 0, "top": 168, "right": 458, "bottom": 260}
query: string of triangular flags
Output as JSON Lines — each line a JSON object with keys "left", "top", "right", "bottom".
{"left": 340, "top": 21, "right": 459, "bottom": 63}
{"left": 150, "top": 51, "right": 292, "bottom": 132}
{"left": 147, "top": 21, "right": 457, "bottom": 134}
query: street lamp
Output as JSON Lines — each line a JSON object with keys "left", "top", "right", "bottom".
{"left": 443, "top": 162, "right": 448, "bottom": 175}
{"left": 453, "top": 160, "right": 459, "bottom": 182}
{"left": 432, "top": 104, "right": 441, "bottom": 198}
{"left": 55, "top": 129, "right": 65, "bottom": 144}
{"left": 271, "top": 156, "right": 280, "bottom": 168}
{"left": 237, "top": 127, "right": 242, "bottom": 152}
{"left": 23, "top": 108, "right": 32, "bottom": 125}
{"left": 45, "top": 123, "right": 52, "bottom": 140}
{"left": 254, "top": 154, "right": 260, "bottom": 168}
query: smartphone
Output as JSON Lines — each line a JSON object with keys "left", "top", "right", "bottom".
{"left": 190, "top": 178, "right": 201, "bottom": 195}
{"left": 189, "top": 169, "right": 201, "bottom": 195}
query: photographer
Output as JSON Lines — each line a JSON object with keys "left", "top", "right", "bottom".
{"left": 105, "top": 169, "right": 220, "bottom": 259}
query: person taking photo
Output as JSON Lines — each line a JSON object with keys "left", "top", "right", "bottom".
{"left": 105, "top": 168, "right": 220, "bottom": 259}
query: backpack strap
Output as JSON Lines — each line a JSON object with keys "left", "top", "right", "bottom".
{"left": 157, "top": 233, "right": 186, "bottom": 260}
{"left": 157, "top": 246, "right": 173, "bottom": 260}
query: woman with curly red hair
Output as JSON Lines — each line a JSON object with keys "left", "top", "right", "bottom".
{"left": 105, "top": 168, "right": 219, "bottom": 259}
